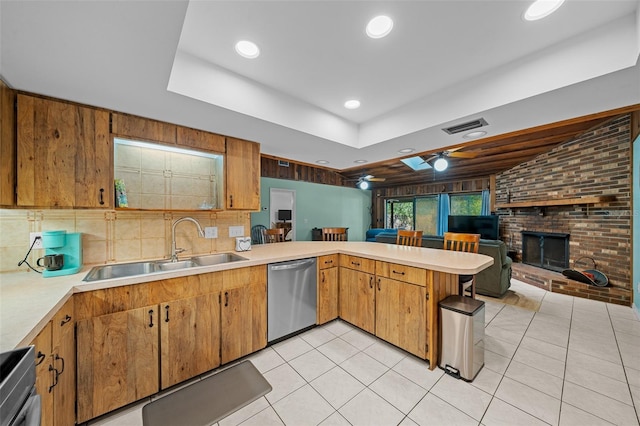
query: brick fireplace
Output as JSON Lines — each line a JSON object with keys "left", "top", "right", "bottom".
{"left": 495, "top": 115, "right": 632, "bottom": 306}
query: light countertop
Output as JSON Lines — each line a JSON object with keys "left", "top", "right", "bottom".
{"left": 0, "top": 241, "right": 492, "bottom": 352}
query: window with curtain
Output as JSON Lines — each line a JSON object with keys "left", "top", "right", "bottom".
{"left": 414, "top": 196, "right": 438, "bottom": 235}
{"left": 450, "top": 193, "right": 483, "bottom": 215}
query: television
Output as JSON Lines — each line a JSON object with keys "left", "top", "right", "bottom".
{"left": 277, "top": 209, "right": 292, "bottom": 221}
{"left": 448, "top": 215, "right": 499, "bottom": 240}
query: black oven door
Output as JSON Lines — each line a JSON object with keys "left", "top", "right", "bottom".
{"left": 10, "top": 389, "right": 40, "bottom": 426}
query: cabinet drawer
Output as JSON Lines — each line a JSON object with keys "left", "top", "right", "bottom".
{"left": 376, "top": 261, "right": 427, "bottom": 287}
{"left": 339, "top": 254, "right": 375, "bottom": 274}
{"left": 318, "top": 254, "right": 338, "bottom": 270}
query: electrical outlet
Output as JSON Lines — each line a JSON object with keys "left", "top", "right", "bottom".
{"left": 204, "top": 226, "right": 218, "bottom": 239}
{"left": 29, "top": 232, "right": 43, "bottom": 249}
{"left": 229, "top": 226, "right": 245, "bottom": 237}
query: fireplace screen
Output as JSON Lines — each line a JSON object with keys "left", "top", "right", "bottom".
{"left": 521, "top": 231, "right": 570, "bottom": 272}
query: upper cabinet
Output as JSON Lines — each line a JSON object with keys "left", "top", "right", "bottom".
{"left": 0, "top": 79, "right": 16, "bottom": 206}
{"left": 226, "top": 137, "right": 260, "bottom": 211}
{"left": 17, "top": 94, "right": 111, "bottom": 208}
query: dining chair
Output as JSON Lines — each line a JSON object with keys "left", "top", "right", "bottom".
{"left": 263, "top": 228, "right": 285, "bottom": 243}
{"left": 322, "top": 227, "right": 348, "bottom": 241}
{"left": 396, "top": 230, "right": 423, "bottom": 247}
{"left": 443, "top": 232, "right": 480, "bottom": 298}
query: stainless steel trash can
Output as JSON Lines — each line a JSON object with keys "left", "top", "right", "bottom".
{"left": 438, "top": 295, "right": 485, "bottom": 381}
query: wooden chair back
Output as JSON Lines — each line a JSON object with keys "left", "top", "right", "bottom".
{"left": 396, "top": 230, "right": 423, "bottom": 247}
{"left": 263, "top": 228, "right": 285, "bottom": 243}
{"left": 322, "top": 227, "right": 348, "bottom": 241}
{"left": 443, "top": 232, "right": 480, "bottom": 253}
{"left": 443, "top": 232, "right": 480, "bottom": 298}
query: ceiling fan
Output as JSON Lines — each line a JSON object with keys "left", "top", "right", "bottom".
{"left": 420, "top": 147, "right": 479, "bottom": 171}
{"left": 347, "top": 174, "right": 386, "bottom": 189}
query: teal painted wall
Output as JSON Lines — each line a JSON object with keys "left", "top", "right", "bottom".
{"left": 251, "top": 177, "right": 372, "bottom": 241}
{"left": 633, "top": 134, "right": 639, "bottom": 316}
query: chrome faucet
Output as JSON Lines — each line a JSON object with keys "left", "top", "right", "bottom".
{"left": 171, "top": 217, "right": 205, "bottom": 262}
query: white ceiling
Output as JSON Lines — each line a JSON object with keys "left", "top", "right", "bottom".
{"left": 1, "top": 1, "right": 639, "bottom": 170}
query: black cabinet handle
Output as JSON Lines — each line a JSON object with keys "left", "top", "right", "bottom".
{"left": 99, "top": 188, "right": 105, "bottom": 205}
{"left": 324, "top": 260, "right": 333, "bottom": 265}
{"left": 377, "top": 278, "right": 381, "bottom": 291}
{"left": 392, "top": 270, "right": 405, "bottom": 276}
{"left": 165, "top": 305, "right": 170, "bottom": 322}
{"left": 351, "top": 261, "right": 360, "bottom": 267}
{"left": 54, "top": 354, "right": 65, "bottom": 374}
{"left": 369, "top": 276, "right": 373, "bottom": 289}
{"left": 60, "top": 314, "right": 71, "bottom": 326}
{"left": 48, "top": 364, "right": 59, "bottom": 393}
{"left": 229, "top": 195, "right": 233, "bottom": 208}
{"left": 225, "top": 292, "right": 229, "bottom": 307}
{"left": 149, "top": 309, "right": 154, "bottom": 327}
{"left": 35, "top": 351, "right": 46, "bottom": 366}
{"left": 321, "top": 271, "right": 325, "bottom": 283}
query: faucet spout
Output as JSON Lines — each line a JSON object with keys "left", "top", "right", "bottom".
{"left": 171, "top": 217, "right": 205, "bottom": 262}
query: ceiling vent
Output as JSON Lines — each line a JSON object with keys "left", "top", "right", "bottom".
{"left": 442, "top": 118, "right": 488, "bottom": 135}
{"left": 278, "top": 160, "right": 290, "bottom": 167}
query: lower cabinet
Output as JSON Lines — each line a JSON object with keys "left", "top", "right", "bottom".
{"left": 375, "top": 276, "right": 427, "bottom": 358}
{"left": 221, "top": 266, "right": 267, "bottom": 364}
{"left": 339, "top": 267, "right": 375, "bottom": 334}
{"left": 317, "top": 255, "right": 338, "bottom": 324}
{"left": 160, "top": 293, "right": 221, "bottom": 389}
{"left": 30, "top": 298, "right": 75, "bottom": 426}
{"left": 77, "top": 304, "right": 159, "bottom": 423}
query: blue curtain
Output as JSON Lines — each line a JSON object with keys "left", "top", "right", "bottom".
{"left": 481, "top": 190, "right": 490, "bottom": 215}
{"left": 437, "top": 194, "right": 450, "bottom": 236}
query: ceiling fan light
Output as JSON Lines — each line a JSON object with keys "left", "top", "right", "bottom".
{"left": 433, "top": 157, "right": 448, "bottom": 172}
{"left": 357, "top": 180, "right": 370, "bottom": 190}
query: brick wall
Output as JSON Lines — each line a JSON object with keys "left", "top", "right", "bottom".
{"left": 496, "top": 115, "right": 632, "bottom": 304}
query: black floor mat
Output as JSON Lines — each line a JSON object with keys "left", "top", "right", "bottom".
{"left": 142, "top": 360, "right": 272, "bottom": 426}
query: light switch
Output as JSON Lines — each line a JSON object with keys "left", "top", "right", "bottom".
{"left": 204, "top": 227, "right": 218, "bottom": 239}
{"left": 229, "top": 226, "right": 245, "bottom": 237}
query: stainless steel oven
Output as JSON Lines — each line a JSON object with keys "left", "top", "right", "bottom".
{"left": 0, "top": 346, "right": 41, "bottom": 426}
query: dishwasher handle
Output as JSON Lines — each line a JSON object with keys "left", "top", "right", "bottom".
{"left": 269, "top": 259, "right": 316, "bottom": 271}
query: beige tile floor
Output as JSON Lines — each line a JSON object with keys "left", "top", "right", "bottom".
{"left": 90, "top": 280, "right": 640, "bottom": 426}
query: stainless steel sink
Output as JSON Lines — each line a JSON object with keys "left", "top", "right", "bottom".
{"left": 192, "top": 253, "right": 247, "bottom": 266}
{"left": 83, "top": 253, "right": 247, "bottom": 282}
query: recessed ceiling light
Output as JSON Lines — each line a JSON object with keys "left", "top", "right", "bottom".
{"left": 524, "top": 0, "right": 565, "bottom": 21}
{"left": 235, "top": 40, "right": 260, "bottom": 58}
{"left": 366, "top": 15, "right": 393, "bottom": 39}
{"left": 354, "top": 159, "right": 367, "bottom": 164}
{"left": 398, "top": 148, "right": 415, "bottom": 154}
{"left": 463, "top": 131, "right": 487, "bottom": 139}
{"left": 344, "top": 100, "right": 361, "bottom": 109}
{"left": 316, "top": 160, "right": 329, "bottom": 165}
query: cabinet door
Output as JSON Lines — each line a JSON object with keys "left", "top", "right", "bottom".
{"left": 17, "top": 94, "right": 111, "bottom": 208}
{"left": 317, "top": 266, "right": 338, "bottom": 324}
{"left": 376, "top": 277, "right": 427, "bottom": 358}
{"left": 225, "top": 137, "right": 260, "bottom": 210}
{"left": 160, "top": 294, "right": 221, "bottom": 389}
{"left": 221, "top": 266, "right": 267, "bottom": 363}
{"left": 111, "top": 112, "right": 177, "bottom": 144}
{"left": 51, "top": 298, "right": 75, "bottom": 426}
{"left": 0, "top": 80, "right": 16, "bottom": 206}
{"left": 77, "top": 305, "right": 159, "bottom": 423}
{"left": 177, "top": 126, "right": 225, "bottom": 153}
{"left": 30, "top": 322, "right": 53, "bottom": 426}
{"left": 339, "top": 268, "right": 375, "bottom": 334}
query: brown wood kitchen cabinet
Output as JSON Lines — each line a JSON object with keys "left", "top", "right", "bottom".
{"left": 317, "top": 254, "right": 339, "bottom": 324}
{"left": 375, "top": 261, "right": 428, "bottom": 359}
{"left": 77, "top": 304, "right": 160, "bottom": 423}
{"left": 221, "top": 265, "right": 267, "bottom": 363}
{"left": 225, "top": 137, "right": 260, "bottom": 211}
{"left": 16, "top": 94, "right": 111, "bottom": 208}
{"left": 160, "top": 293, "right": 221, "bottom": 389}
{"left": 0, "top": 79, "right": 16, "bottom": 206}
{"left": 339, "top": 254, "right": 376, "bottom": 334}
{"left": 29, "top": 297, "right": 75, "bottom": 426}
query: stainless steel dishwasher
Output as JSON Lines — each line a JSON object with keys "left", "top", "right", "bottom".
{"left": 267, "top": 257, "right": 317, "bottom": 342}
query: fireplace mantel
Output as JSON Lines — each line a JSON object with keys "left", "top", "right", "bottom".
{"left": 495, "top": 195, "right": 615, "bottom": 209}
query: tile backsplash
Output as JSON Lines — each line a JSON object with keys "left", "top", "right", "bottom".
{"left": 0, "top": 209, "right": 250, "bottom": 273}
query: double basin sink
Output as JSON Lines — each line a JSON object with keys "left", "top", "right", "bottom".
{"left": 83, "top": 253, "right": 247, "bottom": 282}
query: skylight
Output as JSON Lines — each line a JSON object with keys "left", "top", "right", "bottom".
{"left": 401, "top": 156, "right": 432, "bottom": 171}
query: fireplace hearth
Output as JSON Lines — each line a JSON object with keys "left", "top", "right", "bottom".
{"left": 521, "top": 231, "right": 570, "bottom": 272}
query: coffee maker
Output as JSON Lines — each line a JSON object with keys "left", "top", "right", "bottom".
{"left": 40, "top": 230, "right": 83, "bottom": 277}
